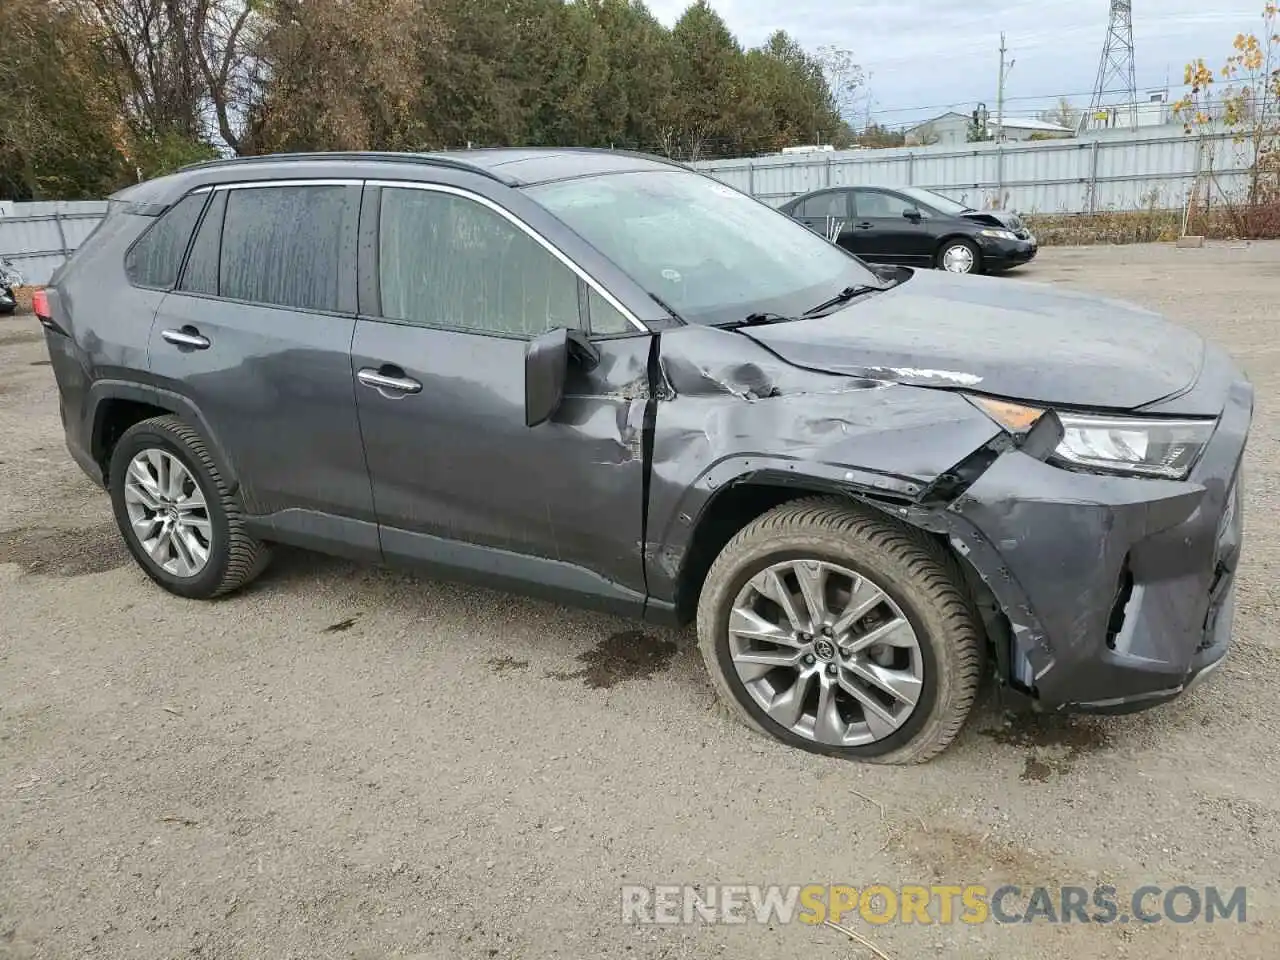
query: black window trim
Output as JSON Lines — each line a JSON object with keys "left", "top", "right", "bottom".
{"left": 122, "top": 190, "right": 213, "bottom": 293}
{"left": 175, "top": 187, "right": 227, "bottom": 295}
{"left": 166, "top": 178, "right": 363, "bottom": 319}
{"left": 364, "top": 178, "right": 648, "bottom": 339}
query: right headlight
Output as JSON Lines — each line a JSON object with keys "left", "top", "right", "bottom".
{"left": 968, "top": 396, "right": 1215, "bottom": 480}
{"left": 977, "top": 228, "right": 1018, "bottom": 241}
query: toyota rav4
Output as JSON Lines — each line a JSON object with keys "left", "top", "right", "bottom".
{"left": 37, "top": 149, "right": 1250, "bottom": 764}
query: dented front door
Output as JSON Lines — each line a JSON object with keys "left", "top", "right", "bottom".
{"left": 351, "top": 320, "right": 655, "bottom": 610}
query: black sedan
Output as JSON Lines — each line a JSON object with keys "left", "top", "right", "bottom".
{"left": 778, "top": 185, "right": 1037, "bottom": 275}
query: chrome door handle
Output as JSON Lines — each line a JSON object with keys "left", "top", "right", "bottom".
{"left": 855, "top": 222, "right": 875, "bottom": 230}
{"left": 161, "top": 328, "right": 210, "bottom": 349}
{"left": 357, "top": 368, "right": 422, "bottom": 395}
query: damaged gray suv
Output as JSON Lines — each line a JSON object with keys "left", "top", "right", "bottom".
{"left": 39, "top": 149, "right": 1249, "bottom": 764}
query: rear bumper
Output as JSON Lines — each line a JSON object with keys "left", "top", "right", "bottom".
{"left": 940, "top": 367, "right": 1251, "bottom": 714}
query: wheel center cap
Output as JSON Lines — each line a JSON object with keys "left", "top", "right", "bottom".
{"left": 166, "top": 506, "right": 179, "bottom": 523}
{"left": 813, "top": 637, "right": 837, "bottom": 662}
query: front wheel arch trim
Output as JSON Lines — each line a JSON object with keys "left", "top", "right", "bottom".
{"left": 657, "top": 458, "right": 927, "bottom": 620}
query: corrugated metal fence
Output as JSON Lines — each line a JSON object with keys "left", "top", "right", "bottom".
{"left": 0, "top": 201, "right": 109, "bottom": 286}
{"left": 0, "top": 125, "right": 1252, "bottom": 283}
{"left": 690, "top": 125, "right": 1249, "bottom": 214}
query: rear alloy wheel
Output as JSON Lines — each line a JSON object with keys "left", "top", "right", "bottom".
{"left": 108, "top": 415, "right": 271, "bottom": 599}
{"left": 696, "top": 497, "right": 984, "bottom": 764}
{"left": 939, "top": 239, "right": 980, "bottom": 274}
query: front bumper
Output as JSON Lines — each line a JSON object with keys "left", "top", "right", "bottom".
{"left": 937, "top": 363, "right": 1251, "bottom": 714}
{"left": 981, "top": 235, "right": 1038, "bottom": 268}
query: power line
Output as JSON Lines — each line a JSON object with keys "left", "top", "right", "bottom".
{"left": 866, "top": 78, "right": 1192, "bottom": 123}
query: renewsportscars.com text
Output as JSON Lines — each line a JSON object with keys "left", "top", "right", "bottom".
{"left": 620, "top": 883, "right": 1248, "bottom": 926}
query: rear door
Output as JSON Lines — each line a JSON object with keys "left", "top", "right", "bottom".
{"left": 849, "top": 189, "right": 932, "bottom": 265}
{"left": 348, "top": 181, "right": 654, "bottom": 614}
{"left": 147, "top": 180, "right": 376, "bottom": 547}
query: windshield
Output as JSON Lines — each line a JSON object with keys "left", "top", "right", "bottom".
{"left": 524, "top": 170, "right": 880, "bottom": 326}
{"left": 897, "top": 187, "right": 973, "bottom": 216}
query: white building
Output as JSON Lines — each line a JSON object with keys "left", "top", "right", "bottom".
{"left": 904, "top": 111, "right": 1073, "bottom": 146}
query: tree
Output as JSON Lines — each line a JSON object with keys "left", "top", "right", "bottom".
{"left": 1174, "top": 2, "right": 1280, "bottom": 237}
{"left": 814, "top": 44, "right": 864, "bottom": 125}
{"left": 1038, "top": 97, "right": 1080, "bottom": 131}
{"left": 72, "top": 0, "right": 260, "bottom": 155}
{"left": 966, "top": 116, "right": 992, "bottom": 142}
{"left": 668, "top": 1, "right": 741, "bottom": 159}
{"left": 0, "top": 0, "right": 129, "bottom": 198}
{"left": 856, "top": 123, "right": 905, "bottom": 149}
{"left": 246, "top": 0, "right": 438, "bottom": 152}
{"left": 0, "top": 0, "right": 855, "bottom": 196}
{"left": 738, "top": 30, "right": 846, "bottom": 152}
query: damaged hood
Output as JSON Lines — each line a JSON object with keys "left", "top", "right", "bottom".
{"left": 961, "top": 209, "right": 1029, "bottom": 235}
{"left": 741, "top": 270, "right": 1206, "bottom": 410}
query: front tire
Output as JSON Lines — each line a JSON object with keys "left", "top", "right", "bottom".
{"left": 938, "top": 238, "right": 981, "bottom": 275}
{"left": 696, "top": 497, "right": 984, "bottom": 764}
{"left": 108, "top": 415, "right": 271, "bottom": 599}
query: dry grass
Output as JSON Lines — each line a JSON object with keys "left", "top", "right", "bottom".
{"left": 1025, "top": 200, "right": 1280, "bottom": 247}
{"left": 11, "top": 286, "right": 35, "bottom": 313}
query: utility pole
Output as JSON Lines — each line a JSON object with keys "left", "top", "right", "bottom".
{"left": 995, "top": 33, "right": 1015, "bottom": 142}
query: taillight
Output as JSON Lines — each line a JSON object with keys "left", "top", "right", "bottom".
{"left": 31, "top": 288, "right": 52, "bottom": 326}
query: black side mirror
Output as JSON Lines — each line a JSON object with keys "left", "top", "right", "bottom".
{"left": 903, "top": 208, "right": 923, "bottom": 221}
{"left": 524, "top": 327, "right": 601, "bottom": 428}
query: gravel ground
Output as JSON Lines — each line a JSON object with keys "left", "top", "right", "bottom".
{"left": 2, "top": 242, "right": 1278, "bottom": 959}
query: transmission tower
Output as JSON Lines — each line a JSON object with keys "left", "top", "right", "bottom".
{"left": 1087, "top": 0, "right": 1138, "bottom": 131}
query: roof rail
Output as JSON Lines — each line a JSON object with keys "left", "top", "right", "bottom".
{"left": 176, "top": 151, "right": 503, "bottom": 181}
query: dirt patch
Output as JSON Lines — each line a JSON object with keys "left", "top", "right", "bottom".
{"left": 29, "top": 360, "right": 50, "bottom": 366}
{"left": 982, "top": 717, "right": 1112, "bottom": 782}
{"left": 0, "top": 330, "right": 44, "bottom": 347}
{"left": 487, "top": 656, "right": 530, "bottom": 674}
{"left": 0, "top": 522, "right": 129, "bottom": 577}
{"left": 891, "top": 822, "right": 1071, "bottom": 886}
{"left": 544, "top": 630, "right": 678, "bottom": 689}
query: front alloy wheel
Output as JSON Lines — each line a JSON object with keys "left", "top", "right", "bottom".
{"left": 697, "top": 497, "right": 984, "bottom": 764}
{"left": 940, "top": 240, "right": 979, "bottom": 274}
{"left": 728, "top": 560, "right": 924, "bottom": 745}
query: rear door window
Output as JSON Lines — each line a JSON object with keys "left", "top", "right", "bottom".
{"left": 124, "top": 193, "right": 208, "bottom": 290}
{"left": 796, "top": 192, "right": 848, "bottom": 219}
{"left": 218, "top": 185, "right": 359, "bottom": 313}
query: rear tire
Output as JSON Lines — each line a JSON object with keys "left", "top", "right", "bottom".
{"left": 696, "top": 497, "right": 984, "bottom": 764}
{"left": 108, "top": 415, "right": 271, "bottom": 599}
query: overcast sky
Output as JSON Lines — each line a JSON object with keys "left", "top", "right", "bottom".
{"left": 646, "top": 0, "right": 1266, "bottom": 128}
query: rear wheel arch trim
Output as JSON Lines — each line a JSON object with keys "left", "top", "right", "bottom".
{"left": 87, "top": 381, "right": 240, "bottom": 493}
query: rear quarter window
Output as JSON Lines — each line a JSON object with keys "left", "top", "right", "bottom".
{"left": 124, "top": 193, "right": 208, "bottom": 290}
